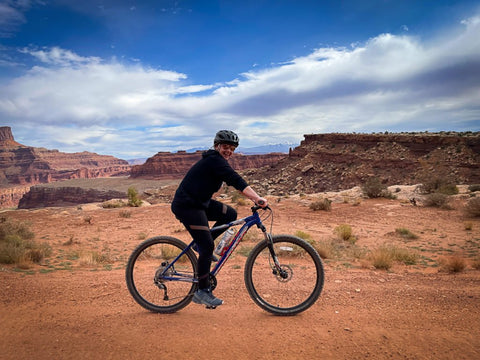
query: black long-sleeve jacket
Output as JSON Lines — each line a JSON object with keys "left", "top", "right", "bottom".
{"left": 172, "top": 149, "right": 248, "bottom": 209}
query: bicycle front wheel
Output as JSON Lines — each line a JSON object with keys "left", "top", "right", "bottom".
{"left": 244, "top": 235, "right": 324, "bottom": 316}
{"left": 125, "top": 236, "right": 198, "bottom": 313}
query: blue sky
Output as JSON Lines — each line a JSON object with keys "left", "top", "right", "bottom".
{"left": 1, "top": 0, "right": 479, "bottom": 159}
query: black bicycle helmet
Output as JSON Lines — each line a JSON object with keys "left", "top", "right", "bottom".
{"left": 214, "top": 130, "right": 239, "bottom": 147}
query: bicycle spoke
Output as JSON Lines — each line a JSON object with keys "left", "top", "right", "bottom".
{"left": 126, "top": 237, "right": 197, "bottom": 313}
{"left": 245, "top": 235, "right": 324, "bottom": 315}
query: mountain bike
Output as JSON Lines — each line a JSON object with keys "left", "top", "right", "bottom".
{"left": 125, "top": 204, "right": 324, "bottom": 316}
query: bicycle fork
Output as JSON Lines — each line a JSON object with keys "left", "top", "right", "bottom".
{"left": 260, "top": 225, "right": 289, "bottom": 280}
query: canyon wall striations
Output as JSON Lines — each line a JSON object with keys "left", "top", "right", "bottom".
{"left": 5, "top": 126, "right": 479, "bottom": 208}
{"left": 0, "top": 126, "right": 130, "bottom": 207}
{"left": 244, "top": 132, "right": 480, "bottom": 196}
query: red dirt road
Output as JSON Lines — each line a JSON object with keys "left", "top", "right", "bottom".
{"left": 1, "top": 195, "right": 480, "bottom": 359}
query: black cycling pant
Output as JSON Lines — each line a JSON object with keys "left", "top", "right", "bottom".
{"left": 171, "top": 200, "right": 237, "bottom": 289}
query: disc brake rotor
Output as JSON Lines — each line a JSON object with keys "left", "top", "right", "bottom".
{"left": 274, "top": 265, "right": 293, "bottom": 282}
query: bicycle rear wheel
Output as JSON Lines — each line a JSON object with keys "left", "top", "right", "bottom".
{"left": 125, "top": 236, "right": 198, "bottom": 313}
{"left": 244, "top": 235, "right": 324, "bottom": 316}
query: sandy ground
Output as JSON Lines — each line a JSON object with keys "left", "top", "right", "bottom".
{"left": 1, "top": 189, "right": 480, "bottom": 359}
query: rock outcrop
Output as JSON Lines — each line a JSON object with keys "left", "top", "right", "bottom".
{"left": 0, "top": 126, "right": 131, "bottom": 207}
{"left": 0, "top": 185, "right": 32, "bottom": 208}
{"left": 18, "top": 185, "right": 126, "bottom": 209}
{"left": 130, "top": 151, "right": 287, "bottom": 179}
{"left": 243, "top": 132, "right": 480, "bottom": 196}
{"left": 11, "top": 130, "right": 480, "bottom": 209}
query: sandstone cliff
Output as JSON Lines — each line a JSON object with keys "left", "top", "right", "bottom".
{"left": 0, "top": 126, "right": 131, "bottom": 207}
{"left": 243, "top": 132, "right": 480, "bottom": 196}
{"left": 12, "top": 131, "right": 480, "bottom": 209}
{"left": 18, "top": 185, "right": 126, "bottom": 209}
{"left": 130, "top": 151, "right": 287, "bottom": 179}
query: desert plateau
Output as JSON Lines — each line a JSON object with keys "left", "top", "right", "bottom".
{"left": 1, "top": 129, "right": 480, "bottom": 359}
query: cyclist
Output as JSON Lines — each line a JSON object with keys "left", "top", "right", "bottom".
{"left": 171, "top": 130, "right": 268, "bottom": 308}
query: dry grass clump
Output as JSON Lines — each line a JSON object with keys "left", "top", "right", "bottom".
{"left": 294, "top": 230, "right": 312, "bottom": 241}
{"left": 439, "top": 255, "right": 467, "bottom": 273}
{"left": 368, "top": 245, "right": 419, "bottom": 270}
{"left": 79, "top": 250, "right": 112, "bottom": 266}
{"left": 463, "top": 221, "right": 473, "bottom": 230}
{"left": 230, "top": 192, "right": 248, "bottom": 206}
{"left": 0, "top": 218, "right": 51, "bottom": 267}
{"left": 119, "top": 210, "right": 132, "bottom": 218}
{"left": 334, "top": 224, "right": 356, "bottom": 244}
{"left": 102, "top": 199, "right": 127, "bottom": 208}
{"left": 313, "top": 240, "right": 336, "bottom": 259}
{"left": 309, "top": 197, "right": 332, "bottom": 211}
{"left": 395, "top": 228, "right": 419, "bottom": 240}
{"left": 464, "top": 197, "right": 480, "bottom": 217}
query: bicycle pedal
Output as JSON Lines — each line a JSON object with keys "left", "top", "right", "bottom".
{"left": 205, "top": 305, "right": 217, "bottom": 310}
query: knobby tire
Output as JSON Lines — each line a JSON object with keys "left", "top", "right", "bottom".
{"left": 125, "top": 236, "right": 198, "bottom": 314}
{"left": 244, "top": 235, "right": 324, "bottom": 316}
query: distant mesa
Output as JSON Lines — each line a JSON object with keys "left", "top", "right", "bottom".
{"left": 0, "top": 126, "right": 131, "bottom": 208}
{"left": 2, "top": 126, "right": 479, "bottom": 209}
{"left": 129, "top": 150, "right": 287, "bottom": 179}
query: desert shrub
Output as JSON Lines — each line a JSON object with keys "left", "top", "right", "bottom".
{"left": 0, "top": 219, "right": 51, "bottom": 265}
{"left": 127, "top": 186, "right": 142, "bottom": 207}
{"left": 79, "top": 250, "right": 112, "bottom": 266}
{"left": 28, "top": 243, "right": 52, "bottom": 263}
{"left": 294, "top": 230, "right": 312, "bottom": 241}
{"left": 369, "top": 245, "right": 419, "bottom": 270}
{"left": 464, "top": 197, "right": 480, "bottom": 217}
{"left": 419, "top": 176, "right": 458, "bottom": 195}
{"left": 102, "top": 199, "right": 127, "bottom": 208}
{"left": 440, "top": 256, "right": 466, "bottom": 273}
{"left": 309, "top": 198, "right": 332, "bottom": 211}
{"left": 0, "top": 218, "right": 34, "bottom": 241}
{"left": 369, "top": 247, "right": 394, "bottom": 270}
{"left": 423, "top": 192, "right": 451, "bottom": 209}
{"left": 395, "top": 228, "right": 419, "bottom": 240}
{"left": 361, "top": 177, "right": 393, "bottom": 199}
{"left": 464, "top": 221, "right": 473, "bottom": 230}
{"left": 313, "top": 240, "right": 336, "bottom": 259}
{"left": 468, "top": 184, "right": 480, "bottom": 192}
{"left": 334, "top": 224, "right": 356, "bottom": 244}
{"left": 119, "top": 210, "right": 132, "bottom": 218}
{"left": 390, "top": 247, "right": 419, "bottom": 265}
{"left": 230, "top": 192, "right": 248, "bottom": 206}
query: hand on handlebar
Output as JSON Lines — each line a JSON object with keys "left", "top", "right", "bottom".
{"left": 256, "top": 197, "right": 268, "bottom": 208}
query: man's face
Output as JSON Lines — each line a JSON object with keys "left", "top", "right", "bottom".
{"left": 216, "top": 143, "right": 236, "bottom": 160}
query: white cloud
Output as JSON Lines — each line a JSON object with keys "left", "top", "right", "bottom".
{"left": 3, "top": 13, "right": 480, "bottom": 158}
{"left": 19, "top": 46, "right": 102, "bottom": 66}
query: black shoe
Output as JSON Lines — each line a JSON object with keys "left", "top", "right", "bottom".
{"left": 192, "top": 243, "right": 218, "bottom": 262}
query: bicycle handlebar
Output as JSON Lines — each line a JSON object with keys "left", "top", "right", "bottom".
{"left": 251, "top": 203, "right": 271, "bottom": 212}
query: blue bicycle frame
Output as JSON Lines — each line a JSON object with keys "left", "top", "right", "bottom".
{"left": 160, "top": 208, "right": 270, "bottom": 283}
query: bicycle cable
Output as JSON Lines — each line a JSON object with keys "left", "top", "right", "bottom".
{"left": 260, "top": 207, "right": 274, "bottom": 234}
